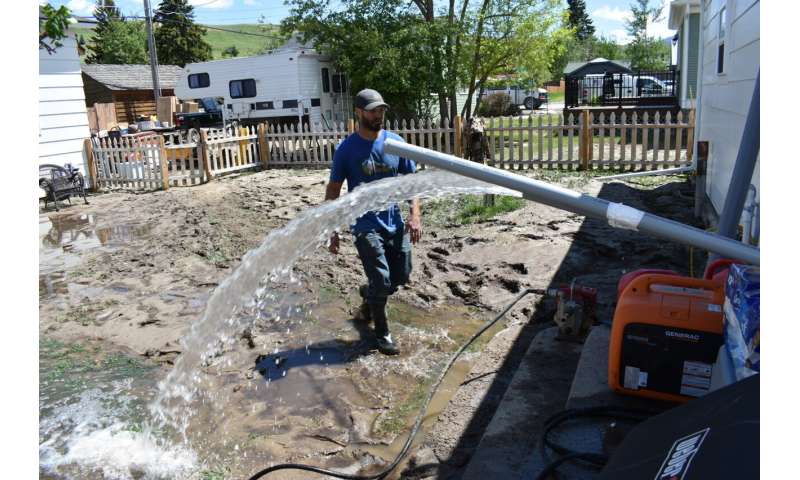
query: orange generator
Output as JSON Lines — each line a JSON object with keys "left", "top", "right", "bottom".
{"left": 608, "top": 273, "right": 726, "bottom": 403}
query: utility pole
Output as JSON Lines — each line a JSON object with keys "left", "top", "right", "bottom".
{"left": 143, "top": 0, "right": 161, "bottom": 101}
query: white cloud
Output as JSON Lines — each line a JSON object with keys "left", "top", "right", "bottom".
{"left": 189, "top": 0, "right": 234, "bottom": 9}
{"left": 649, "top": 15, "right": 674, "bottom": 39}
{"left": 608, "top": 29, "right": 633, "bottom": 45}
{"left": 66, "top": 0, "right": 95, "bottom": 16}
{"left": 243, "top": 0, "right": 260, "bottom": 5}
{"left": 593, "top": 6, "right": 632, "bottom": 23}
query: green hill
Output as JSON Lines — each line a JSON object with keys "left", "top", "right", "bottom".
{"left": 72, "top": 23, "right": 286, "bottom": 63}
{"left": 202, "top": 24, "right": 286, "bottom": 59}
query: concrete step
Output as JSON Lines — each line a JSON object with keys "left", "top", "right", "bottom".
{"left": 459, "top": 327, "right": 582, "bottom": 479}
{"left": 460, "top": 324, "right": 671, "bottom": 480}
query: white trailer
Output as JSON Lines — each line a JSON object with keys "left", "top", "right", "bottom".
{"left": 174, "top": 42, "right": 352, "bottom": 130}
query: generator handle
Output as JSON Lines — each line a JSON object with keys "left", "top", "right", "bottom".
{"left": 625, "top": 274, "right": 725, "bottom": 303}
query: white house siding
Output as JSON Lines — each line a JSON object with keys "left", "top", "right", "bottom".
{"left": 697, "top": 0, "right": 759, "bottom": 216}
{"left": 39, "top": 33, "right": 90, "bottom": 173}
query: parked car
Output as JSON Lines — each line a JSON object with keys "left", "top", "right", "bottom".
{"left": 479, "top": 85, "right": 548, "bottom": 110}
{"left": 580, "top": 74, "right": 671, "bottom": 103}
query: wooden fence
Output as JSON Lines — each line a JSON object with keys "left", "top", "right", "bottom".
{"left": 83, "top": 110, "right": 694, "bottom": 192}
{"left": 481, "top": 110, "right": 694, "bottom": 171}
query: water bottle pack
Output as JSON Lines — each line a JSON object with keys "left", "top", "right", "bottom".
{"left": 723, "top": 264, "right": 760, "bottom": 380}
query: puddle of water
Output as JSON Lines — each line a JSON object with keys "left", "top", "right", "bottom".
{"left": 39, "top": 339, "right": 198, "bottom": 479}
{"left": 39, "top": 212, "right": 151, "bottom": 298}
{"left": 40, "top": 213, "right": 152, "bottom": 253}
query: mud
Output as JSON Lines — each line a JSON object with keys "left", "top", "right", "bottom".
{"left": 39, "top": 168, "right": 701, "bottom": 479}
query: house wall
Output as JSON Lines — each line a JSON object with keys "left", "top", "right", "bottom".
{"left": 39, "top": 32, "right": 91, "bottom": 172}
{"left": 697, "top": 0, "right": 760, "bottom": 217}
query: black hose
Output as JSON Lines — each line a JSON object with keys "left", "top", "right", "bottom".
{"left": 248, "top": 288, "right": 543, "bottom": 480}
{"left": 536, "top": 406, "right": 659, "bottom": 479}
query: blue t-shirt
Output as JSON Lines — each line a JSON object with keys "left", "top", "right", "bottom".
{"left": 330, "top": 130, "right": 416, "bottom": 234}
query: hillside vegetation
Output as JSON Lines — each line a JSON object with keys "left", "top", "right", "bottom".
{"left": 73, "top": 23, "right": 285, "bottom": 63}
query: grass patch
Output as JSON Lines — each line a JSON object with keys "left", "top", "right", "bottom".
{"left": 200, "top": 467, "right": 230, "bottom": 480}
{"left": 375, "top": 379, "right": 431, "bottom": 437}
{"left": 456, "top": 195, "right": 525, "bottom": 224}
{"left": 621, "top": 173, "right": 690, "bottom": 188}
{"left": 40, "top": 338, "right": 150, "bottom": 384}
{"left": 422, "top": 194, "right": 525, "bottom": 227}
{"left": 547, "top": 92, "right": 565, "bottom": 104}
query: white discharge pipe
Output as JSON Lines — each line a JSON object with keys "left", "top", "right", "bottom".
{"left": 384, "top": 139, "right": 759, "bottom": 265}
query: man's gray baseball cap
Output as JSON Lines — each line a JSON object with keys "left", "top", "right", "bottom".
{"left": 355, "top": 89, "right": 389, "bottom": 111}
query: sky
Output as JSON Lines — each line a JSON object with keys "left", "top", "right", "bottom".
{"left": 46, "top": 0, "right": 674, "bottom": 44}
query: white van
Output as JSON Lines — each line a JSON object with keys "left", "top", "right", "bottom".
{"left": 479, "top": 85, "right": 548, "bottom": 110}
{"left": 174, "top": 39, "right": 352, "bottom": 130}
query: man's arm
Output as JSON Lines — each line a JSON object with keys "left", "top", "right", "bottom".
{"left": 325, "top": 181, "right": 344, "bottom": 253}
{"left": 407, "top": 198, "right": 422, "bottom": 244}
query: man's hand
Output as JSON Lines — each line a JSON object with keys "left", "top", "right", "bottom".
{"left": 325, "top": 181, "right": 344, "bottom": 254}
{"left": 406, "top": 199, "right": 422, "bottom": 244}
{"left": 329, "top": 231, "right": 340, "bottom": 254}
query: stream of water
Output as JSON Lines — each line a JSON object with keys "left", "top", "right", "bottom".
{"left": 40, "top": 170, "right": 519, "bottom": 479}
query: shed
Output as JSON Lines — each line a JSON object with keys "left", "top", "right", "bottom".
{"left": 81, "top": 64, "right": 183, "bottom": 123}
{"left": 563, "top": 58, "right": 632, "bottom": 78}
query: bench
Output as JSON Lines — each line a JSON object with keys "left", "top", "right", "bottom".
{"left": 39, "top": 164, "right": 89, "bottom": 211}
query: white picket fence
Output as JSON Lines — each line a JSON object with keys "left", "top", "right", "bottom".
{"left": 84, "top": 110, "right": 694, "bottom": 192}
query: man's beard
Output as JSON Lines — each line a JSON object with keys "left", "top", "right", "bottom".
{"left": 364, "top": 117, "right": 383, "bottom": 132}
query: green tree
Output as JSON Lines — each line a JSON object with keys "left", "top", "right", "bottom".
{"left": 566, "top": 0, "right": 594, "bottom": 41}
{"left": 86, "top": 19, "right": 149, "bottom": 64}
{"left": 283, "top": 0, "right": 569, "bottom": 120}
{"left": 153, "top": 0, "right": 212, "bottom": 67}
{"left": 625, "top": 0, "right": 669, "bottom": 70}
{"left": 222, "top": 45, "right": 239, "bottom": 58}
{"left": 283, "top": 1, "right": 438, "bottom": 119}
{"left": 39, "top": 4, "right": 72, "bottom": 54}
{"left": 464, "top": 0, "right": 571, "bottom": 117}
{"left": 85, "top": 0, "right": 123, "bottom": 63}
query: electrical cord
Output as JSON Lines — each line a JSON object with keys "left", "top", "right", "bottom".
{"left": 535, "top": 406, "right": 659, "bottom": 480}
{"left": 247, "top": 287, "right": 544, "bottom": 480}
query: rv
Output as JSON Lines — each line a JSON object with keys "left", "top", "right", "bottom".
{"left": 174, "top": 39, "right": 352, "bottom": 130}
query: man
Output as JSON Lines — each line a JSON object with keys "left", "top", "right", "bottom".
{"left": 325, "top": 89, "right": 422, "bottom": 356}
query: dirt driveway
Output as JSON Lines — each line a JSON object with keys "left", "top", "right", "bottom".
{"left": 39, "top": 167, "right": 701, "bottom": 479}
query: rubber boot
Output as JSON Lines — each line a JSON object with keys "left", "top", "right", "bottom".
{"left": 370, "top": 302, "right": 399, "bottom": 356}
{"left": 355, "top": 284, "right": 371, "bottom": 324}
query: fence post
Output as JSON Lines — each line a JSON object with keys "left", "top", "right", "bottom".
{"left": 158, "top": 135, "right": 169, "bottom": 191}
{"left": 454, "top": 115, "right": 463, "bottom": 157}
{"left": 238, "top": 126, "right": 248, "bottom": 166}
{"left": 83, "top": 138, "right": 98, "bottom": 192}
{"left": 257, "top": 123, "right": 269, "bottom": 170}
{"left": 686, "top": 109, "right": 696, "bottom": 162}
{"left": 579, "top": 109, "right": 591, "bottom": 170}
{"left": 199, "top": 128, "right": 213, "bottom": 182}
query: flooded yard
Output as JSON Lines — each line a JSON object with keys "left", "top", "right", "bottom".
{"left": 38, "top": 167, "right": 700, "bottom": 479}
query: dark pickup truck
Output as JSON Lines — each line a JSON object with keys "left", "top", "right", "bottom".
{"left": 175, "top": 98, "right": 224, "bottom": 141}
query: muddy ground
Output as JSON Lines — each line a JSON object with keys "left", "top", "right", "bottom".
{"left": 39, "top": 167, "right": 702, "bottom": 479}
